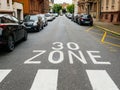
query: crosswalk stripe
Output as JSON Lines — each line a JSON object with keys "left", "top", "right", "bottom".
{"left": 86, "top": 70, "right": 119, "bottom": 90}
{"left": 0, "top": 70, "right": 12, "bottom": 83}
{"left": 30, "top": 69, "right": 58, "bottom": 90}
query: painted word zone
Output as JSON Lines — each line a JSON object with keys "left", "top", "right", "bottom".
{"left": 24, "top": 42, "right": 111, "bottom": 65}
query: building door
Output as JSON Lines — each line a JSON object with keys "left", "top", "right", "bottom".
{"left": 17, "top": 9, "right": 21, "bottom": 20}
{"left": 110, "top": 14, "right": 114, "bottom": 22}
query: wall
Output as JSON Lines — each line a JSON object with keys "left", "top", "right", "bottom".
{"left": 0, "top": 0, "right": 13, "bottom": 14}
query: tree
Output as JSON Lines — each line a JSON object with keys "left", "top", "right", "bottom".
{"left": 52, "top": 4, "right": 62, "bottom": 13}
{"left": 66, "top": 4, "right": 74, "bottom": 13}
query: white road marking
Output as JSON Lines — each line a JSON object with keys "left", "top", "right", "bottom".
{"left": 0, "top": 70, "right": 12, "bottom": 83}
{"left": 86, "top": 70, "right": 119, "bottom": 90}
{"left": 87, "top": 51, "right": 111, "bottom": 64}
{"left": 30, "top": 69, "right": 58, "bottom": 90}
{"left": 48, "top": 51, "right": 64, "bottom": 64}
{"left": 24, "top": 50, "right": 46, "bottom": 64}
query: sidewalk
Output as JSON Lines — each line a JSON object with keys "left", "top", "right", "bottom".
{"left": 94, "top": 21, "right": 120, "bottom": 34}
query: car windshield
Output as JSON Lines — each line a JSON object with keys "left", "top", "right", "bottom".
{"left": 24, "top": 15, "right": 38, "bottom": 22}
{"left": 82, "top": 15, "right": 92, "bottom": 18}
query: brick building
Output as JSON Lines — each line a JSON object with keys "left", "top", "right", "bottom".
{"left": 13, "top": 0, "right": 49, "bottom": 16}
{"left": 101, "top": 0, "right": 120, "bottom": 24}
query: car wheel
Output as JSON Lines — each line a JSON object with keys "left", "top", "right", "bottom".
{"left": 36, "top": 26, "right": 40, "bottom": 32}
{"left": 79, "top": 21, "right": 82, "bottom": 25}
{"left": 89, "top": 23, "right": 93, "bottom": 26}
{"left": 23, "top": 30, "right": 28, "bottom": 41}
{"left": 41, "top": 25, "right": 44, "bottom": 30}
{"left": 7, "top": 36, "right": 15, "bottom": 51}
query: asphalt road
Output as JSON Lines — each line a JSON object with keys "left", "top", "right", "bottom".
{"left": 0, "top": 15, "right": 120, "bottom": 90}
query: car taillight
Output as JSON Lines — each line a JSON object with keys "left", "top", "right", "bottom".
{"left": 0, "top": 24, "right": 6, "bottom": 28}
{"left": 80, "top": 18, "right": 83, "bottom": 21}
{"left": 90, "top": 18, "right": 93, "bottom": 21}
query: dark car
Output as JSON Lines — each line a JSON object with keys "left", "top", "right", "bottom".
{"left": 0, "top": 14, "right": 28, "bottom": 51}
{"left": 23, "top": 15, "right": 44, "bottom": 32}
{"left": 77, "top": 14, "right": 93, "bottom": 26}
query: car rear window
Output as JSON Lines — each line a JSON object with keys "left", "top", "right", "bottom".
{"left": 81, "top": 15, "right": 92, "bottom": 18}
{"left": 24, "top": 15, "right": 38, "bottom": 21}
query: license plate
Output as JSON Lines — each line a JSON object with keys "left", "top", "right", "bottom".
{"left": 85, "top": 21, "right": 90, "bottom": 23}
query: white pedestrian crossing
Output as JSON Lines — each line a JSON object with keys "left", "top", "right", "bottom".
{"left": 30, "top": 69, "right": 58, "bottom": 90}
{"left": 86, "top": 70, "right": 119, "bottom": 90}
{"left": 0, "top": 69, "right": 119, "bottom": 90}
{"left": 0, "top": 69, "right": 12, "bottom": 83}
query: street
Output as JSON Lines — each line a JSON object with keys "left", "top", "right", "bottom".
{"left": 0, "top": 15, "right": 120, "bottom": 90}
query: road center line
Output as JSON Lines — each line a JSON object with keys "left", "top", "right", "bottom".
{"left": 0, "top": 70, "right": 12, "bottom": 83}
{"left": 86, "top": 70, "right": 119, "bottom": 90}
{"left": 30, "top": 69, "right": 58, "bottom": 90}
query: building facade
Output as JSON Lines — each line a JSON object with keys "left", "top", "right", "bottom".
{"left": 13, "top": 0, "right": 49, "bottom": 16}
{"left": 73, "top": 0, "right": 79, "bottom": 14}
{"left": 13, "top": 2, "right": 23, "bottom": 20}
{"left": 0, "top": 0, "right": 13, "bottom": 14}
{"left": 101, "top": 0, "right": 120, "bottom": 24}
{"left": 77, "top": 0, "right": 100, "bottom": 20}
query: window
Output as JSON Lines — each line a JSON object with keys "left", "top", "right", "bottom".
{"left": 106, "top": 0, "right": 109, "bottom": 9}
{"left": 112, "top": 0, "right": 115, "bottom": 5}
{"left": 105, "top": 14, "right": 108, "bottom": 19}
{"left": 11, "top": 16, "right": 19, "bottom": 23}
{"left": 7, "top": 0, "right": 10, "bottom": 6}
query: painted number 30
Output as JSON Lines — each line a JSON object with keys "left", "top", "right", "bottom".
{"left": 52, "top": 42, "right": 79, "bottom": 50}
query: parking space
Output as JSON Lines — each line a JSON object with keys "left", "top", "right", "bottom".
{"left": 86, "top": 26, "right": 120, "bottom": 49}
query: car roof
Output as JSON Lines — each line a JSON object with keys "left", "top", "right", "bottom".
{"left": 0, "top": 14, "right": 8, "bottom": 17}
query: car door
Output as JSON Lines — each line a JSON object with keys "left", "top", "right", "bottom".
{"left": 3, "top": 15, "right": 19, "bottom": 41}
{"left": 11, "top": 16, "right": 24, "bottom": 41}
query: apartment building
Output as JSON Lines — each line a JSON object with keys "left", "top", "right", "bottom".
{"left": 101, "top": 0, "right": 120, "bottom": 24}
{"left": 73, "top": 0, "right": 79, "bottom": 14}
{"left": 77, "top": 0, "right": 100, "bottom": 20}
{"left": 0, "top": 0, "right": 13, "bottom": 14}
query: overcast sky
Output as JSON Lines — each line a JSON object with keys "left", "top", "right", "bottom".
{"left": 54, "top": 0, "right": 72, "bottom": 4}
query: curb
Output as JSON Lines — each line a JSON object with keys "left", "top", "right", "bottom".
{"left": 94, "top": 25, "right": 120, "bottom": 36}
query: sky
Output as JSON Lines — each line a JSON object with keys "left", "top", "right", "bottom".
{"left": 54, "top": 0, "right": 72, "bottom": 4}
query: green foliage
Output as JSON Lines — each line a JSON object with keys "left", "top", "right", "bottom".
{"left": 66, "top": 4, "right": 74, "bottom": 13}
{"left": 52, "top": 4, "right": 62, "bottom": 13}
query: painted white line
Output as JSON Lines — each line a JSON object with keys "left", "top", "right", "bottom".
{"left": 86, "top": 70, "right": 119, "bottom": 90}
{"left": 0, "top": 70, "right": 12, "bottom": 83}
{"left": 30, "top": 69, "right": 58, "bottom": 90}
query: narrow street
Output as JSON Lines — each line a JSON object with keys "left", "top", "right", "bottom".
{"left": 0, "top": 15, "right": 120, "bottom": 90}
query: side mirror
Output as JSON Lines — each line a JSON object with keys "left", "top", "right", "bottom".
{"left": 19, "top": 20, "right": 23, "bottom": 24}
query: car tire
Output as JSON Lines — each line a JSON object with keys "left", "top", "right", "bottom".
{"left": 7, "top": 36, "right": 15, "bottom": 51}
{"left": 23, "top": 30, "right": 28, "bottom": 41}
{"left": 79, "top": 21, "right": 82, "bottom": 25}
{"left": 37, "top": 26, "right": 40, "bottom": 32}
{"left": 42, "top": 25, "right": 44, "bottom": 30}
{"left": 90, "top": 23, "right": 93, "bottom": 26}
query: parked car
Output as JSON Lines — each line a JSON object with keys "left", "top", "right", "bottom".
{"left": 0, "top": 14, "right": 28, "bottom": 51}
{"left": 77, "top": 14, "right": 93, "bottom": 26}
{"left": 45, "top": 13, "right": 55, "bottom": 21}
{"left": 23, "top": 15, "right": 44, "bottom": 32}
{"left": 53, "top": 13, "right": 59, "bottom": 17}
{"left": 65, "top": 13, "right": 72, "bottom": 19}
{"left": 37, "top": 14, "right": 48, "bottom": 27}
{"left": 71, "top": 14, "right": 80, "bottom": 23}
